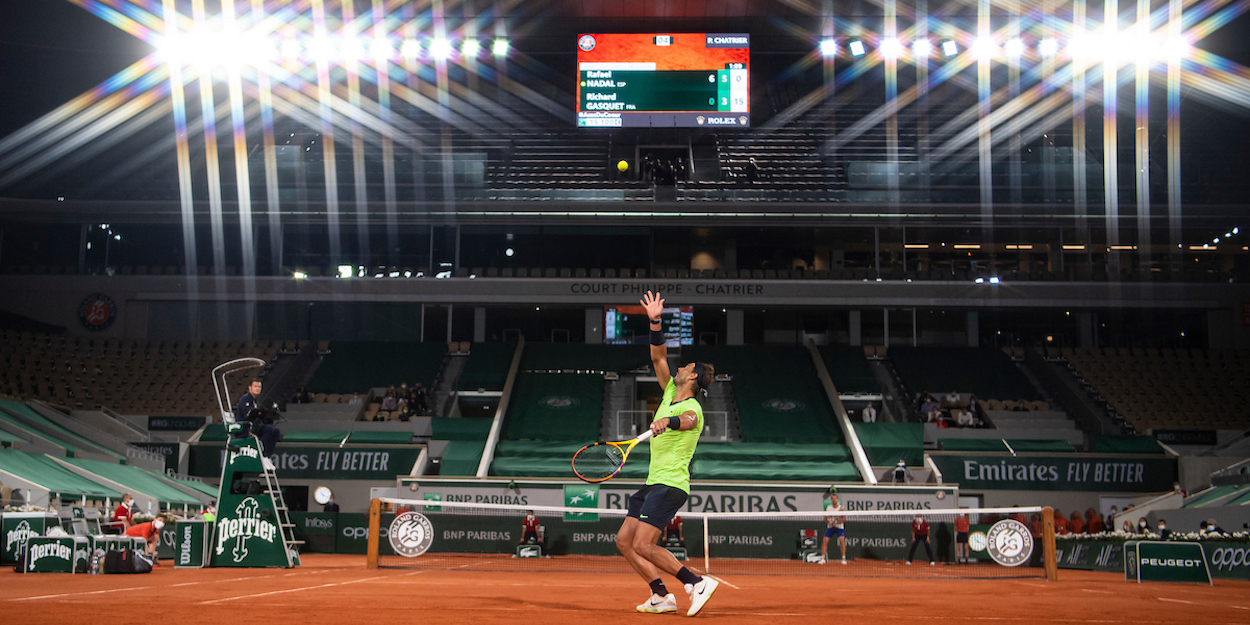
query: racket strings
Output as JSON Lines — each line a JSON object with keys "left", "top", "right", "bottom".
{"left": 573, "top": 444, "right": 625, "bottom": 480}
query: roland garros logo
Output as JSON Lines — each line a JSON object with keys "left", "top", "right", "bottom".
{"left": 985, "top": 519, "right": 1033, "bottom": 566}
{"left": 389, "top": 512, "right": 434, "bottom": 558}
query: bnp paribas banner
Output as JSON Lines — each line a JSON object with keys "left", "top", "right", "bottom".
{"left": 930, "top": 454, "right": 1177, "bottom": 492}
{"left": 189, "top": 444, "right": 423, "bottom": 480}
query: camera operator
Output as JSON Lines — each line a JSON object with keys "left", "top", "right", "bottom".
{"left": 235, "top": 379, "right": 282, "bottom": 457}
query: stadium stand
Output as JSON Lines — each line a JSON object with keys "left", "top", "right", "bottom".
{"left": 306, "top": 341, "right": 445, "bottom": 394}
{"left": 887, "top": 346, "right": 1043, "bottom": 414}
{"left": 1060, "top": 347, "right": 1250, "bottom": 433}
{"left": 0, "top": 330, "right": 284, "bottom": 416}
{"left": 457, "top": 342, "right": 517, "bottom": 392}
{"left": 819, "top": 345, "right": 881, "bottom": 394}
{"left": 520, "top": 343, "right": 649, "bottom": 373}
{"left": 502, "top": 372, "right": 603, "bottom": 442}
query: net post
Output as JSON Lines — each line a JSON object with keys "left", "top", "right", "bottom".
{"left": 366, "top": 497, "right": 381, "bottom": 570}
{"left": 1042, "top": 506, "right": 1057, "bottom": 581}
{"left": 703, "top": 515, "right": 710, "bottom": 574}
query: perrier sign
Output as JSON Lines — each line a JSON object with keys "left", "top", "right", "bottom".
{"left": 210, "top": 437, "right": 297, "bottom": 568}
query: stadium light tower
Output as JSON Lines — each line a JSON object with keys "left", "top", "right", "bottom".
{"left": 848, "top": 40, "right": 866, "bottom": 57}
{"left": 819, "top": 39, "right": 838, "bottom": 57}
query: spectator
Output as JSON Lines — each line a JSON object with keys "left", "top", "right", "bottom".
{"left": 891, "top": 460, "right": 912, "bottom": 484}
{"left": 966, "top": 395, "right": 982, "bottom": 418}
{"left": 921, "top": 397, "right": 941, "bottom": 423}
{"left": 381, "top": 392, "right": 397, "bottom": 412}
{"left": 113, "top": 493, "right": 135, "bottom": 532}
{"left": 1157, "top": 519, "right": 1172, "bottom": 540}
{"left": 413, "top": 382, "right": 429, "bottom": 414}
{"left": 1028, "top": 513, "right": 1044, "bottom": 538}
{"left": 955, "top": 407, "right": 974, "bottom": 427}
{"left": 1069, "top": 511, "right": 1085, "bottom": 534}
{"left": 348, "top": 393, "right": 363, "bottom": 406}
{"left": 323, "top": 497, "right": 340, "bottom": 513}
{"left": 862, "top": 402, "right": 877, "bottom": 423}
{"left": 944, "top": 390, "right": 961, "bottom": 408}
{"left": 906, "top": 514, "right": 935, "bottom": 565}
{"left": 396, "top": 402, "right": 412, "bottom": 422}
{"left": 1086, "top": 508, "right": 1104, "bottom": 534}
{"left": 1137, "top": 518, "right": 1150, "bottom": 533}
{"left": 1172, "top": 481, "right": 1187, "bottom": 497}
{"left": 1204, "top": 518, "right": 1227, "bottom": 535}
{"left": 1106, "top": 505, "right": 1118, "bottom": 527}
{"left": 1054, "top": 509, "right": 1068, "bottom": 535}
{"left": 1121, "top": 520, "right": 1134, "bottom": 533}
{"left": 745, "top": 158, "right": 759, "bottom": 182}
{"left": 290, "top": 386, "right": 311, "bottom": 404}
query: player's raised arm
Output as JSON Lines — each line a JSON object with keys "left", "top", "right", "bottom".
{"left": 641, "top": 291, "right": 671, "bottom": 390}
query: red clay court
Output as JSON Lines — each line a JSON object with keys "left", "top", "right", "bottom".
{"left": 4, "top": 554, "right": 1248, "bottom": 624}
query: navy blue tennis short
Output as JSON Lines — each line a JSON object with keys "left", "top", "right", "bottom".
{"left": 824, "top": 527, "right": 845, "bottom": 538}
{"left": 627, "top": 484, "right": 688, "bottom": 530}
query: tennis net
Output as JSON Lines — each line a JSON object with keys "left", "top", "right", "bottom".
{"left": 368, "top": 497, "right": 1057, "bottom": 580}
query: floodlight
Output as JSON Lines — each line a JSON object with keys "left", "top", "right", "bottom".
{"left": 1038, "top": 38, "right": 1059, "bottom": 57}
{"left": 400, "top": 39, "right": 421, "bottom": 58}
{"left": 880, "top": 37, "right": 902, "bottom": 59}
{"left": 849, "top": 40, "right": 866, "bottom": 57}
{"left": 280, "top": 38, "right": 302, "bottom": 60}
{"left": 971, "top": 37, "right": 997, "bottom": 59}
{"left": 293, "top": 271, "right": 307, "bottom": 280}
{"left": 430, "top": 38, "right": 452, "bottom": 60}
{"left": 912, "top": 39, "right": 932, "bottom": 57}
{"left": 462, "top": 38, "right": 480, "bottom": 57}
{"left": 337, "top": 265, "right": 353, "bottom": 279}
{"left": 370, "top": 37, "right": 393, "bottom": 61}
{"left": 492, "top": 38, "right": 509, "bottom": 56}
{"left": 308, "top": 36, "right": 336, "bottom": 62}
{"left": 942, "top": 40, "right": 958, "bottom": 57}
{"left": 819, "top": 39, "right": 838, "bottom": 57}
{"left": 989, "top": 276, "right": 1000, "bottom": 284}
{"left": 1004, "top": 38, "right": 1025, "bottom": 58}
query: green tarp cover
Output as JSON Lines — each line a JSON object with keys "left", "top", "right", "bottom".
{"left": 853, "top": 423, "right": 924, "bottom": 466}
{"left": 199, "top": 423, "right": 228, "bottom": 442}
{"left": 345, "top": 431, "right": 414, "bottom": 445}
{"left": 140, "top": 468, "right": 219, "bottom": 498}
{"left": 432, "top": 418, "right": 494, "bottom": 441}
{"left": 458, "top": 342, "right": 516, "bottom": 391}
{"left": 0, "top": 449, "right": 122, "bottom": 498}
{"left": 282, "top": 430, "right": 349, "bottom": 444}
{"left": 503, "top": 373, "right": 601, "bottom": 442}
{"left": 0, "top": 400, "right": 122, "bottom": 460}
{"left": 939, "top": 439, "right": 1010, "bottom": 452}
{"left": 308, "top": 341, "right": 445, "bottom": 394}
{"left": 1006, "top": 439, "right": 1076, "bottom": 453}
{"left": 1184, "top": 485, "right": 1243, "bottom": 508}
{"left": 1225, "top": 487, "right": 1250, "bottom": 507}
{"left": 440, "top": 440, "right": 485, "bottom": 476}
{"left": 0, "top": 411, "right": 88, "bottom": 456}
{"left": 1092, "top": 435, "right": 1165, "bottom": 454}
{"left": 59, "top": 456, "right": 202, "bottom": 505}
{"left": 521, "top": 343, "right": 649, "bottom": 373}
{"left": 0, "top": 429, "right": 25, "bottom": 445}
{"left": 820, "top": 346, "right": 881, "bottom": 394}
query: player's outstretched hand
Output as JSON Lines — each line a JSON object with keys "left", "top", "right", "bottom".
{"left": 640, "top": 290, "right": 665, "bottom": 321}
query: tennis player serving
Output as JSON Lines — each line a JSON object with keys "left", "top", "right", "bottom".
{"left": 617, "top": 291, "right": 719, "bottom": 616}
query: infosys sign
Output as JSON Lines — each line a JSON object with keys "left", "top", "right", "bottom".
{"left": 930, "top": 454, "right": 1177, "bottom": 492}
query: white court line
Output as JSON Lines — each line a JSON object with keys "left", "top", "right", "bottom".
{"left": 1080, "top": 589, "right": 1113, "bottom": 594}
{"left": 8, "top": 571, "right": 296, "bottom": 602}
{"left": 1158, "top": 598, "right": 1196, "bottom": 605}
{"left": 199, "top": 575, "right": 389, "bottom": 605}
{"left": 705, "top": 574, "right": 740, "bottom": 590}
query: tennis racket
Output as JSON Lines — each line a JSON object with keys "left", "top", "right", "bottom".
{"left": 571, "top": 430, "right": 654, "bottom": 483}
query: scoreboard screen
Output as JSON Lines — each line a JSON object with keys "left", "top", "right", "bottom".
{"left": 576, "top": 33, "right": 750, "bottom": 129}
{"left": 604, "top": 305, "right": 693, "bottom": 347}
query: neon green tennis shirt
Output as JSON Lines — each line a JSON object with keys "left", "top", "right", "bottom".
{"left": 646, "top": 379, "right": 704, "bottom": 494}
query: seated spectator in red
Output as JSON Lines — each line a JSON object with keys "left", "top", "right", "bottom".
{"left": 113, "top": 493, "right": 135, "bottom": 532}
{"left": 1028, "top": 513, "right": 1044, "bottom": 538}
{"left": 1085, "top": 508, "right": 1104, "bottom": 534}
{"left": 1068, "top": 511, "right": 1085, "bottom": 534}
{"left": 1054, "top": 509, "right": 1069, "bottom": 535}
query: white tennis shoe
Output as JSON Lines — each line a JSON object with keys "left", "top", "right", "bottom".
{"left": 636, "top": 593, "right": 676, "bottom": 614}
{"left": 685, "top": 577, "right": 720, "bottom": 616}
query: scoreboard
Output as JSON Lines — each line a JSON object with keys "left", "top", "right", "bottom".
{"left": 576, "top": 33, "right": 750, "bottom": 128}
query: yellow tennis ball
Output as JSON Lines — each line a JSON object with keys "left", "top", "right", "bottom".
{"left": 617, "top": 160, "right": 629, "bottom": 172}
